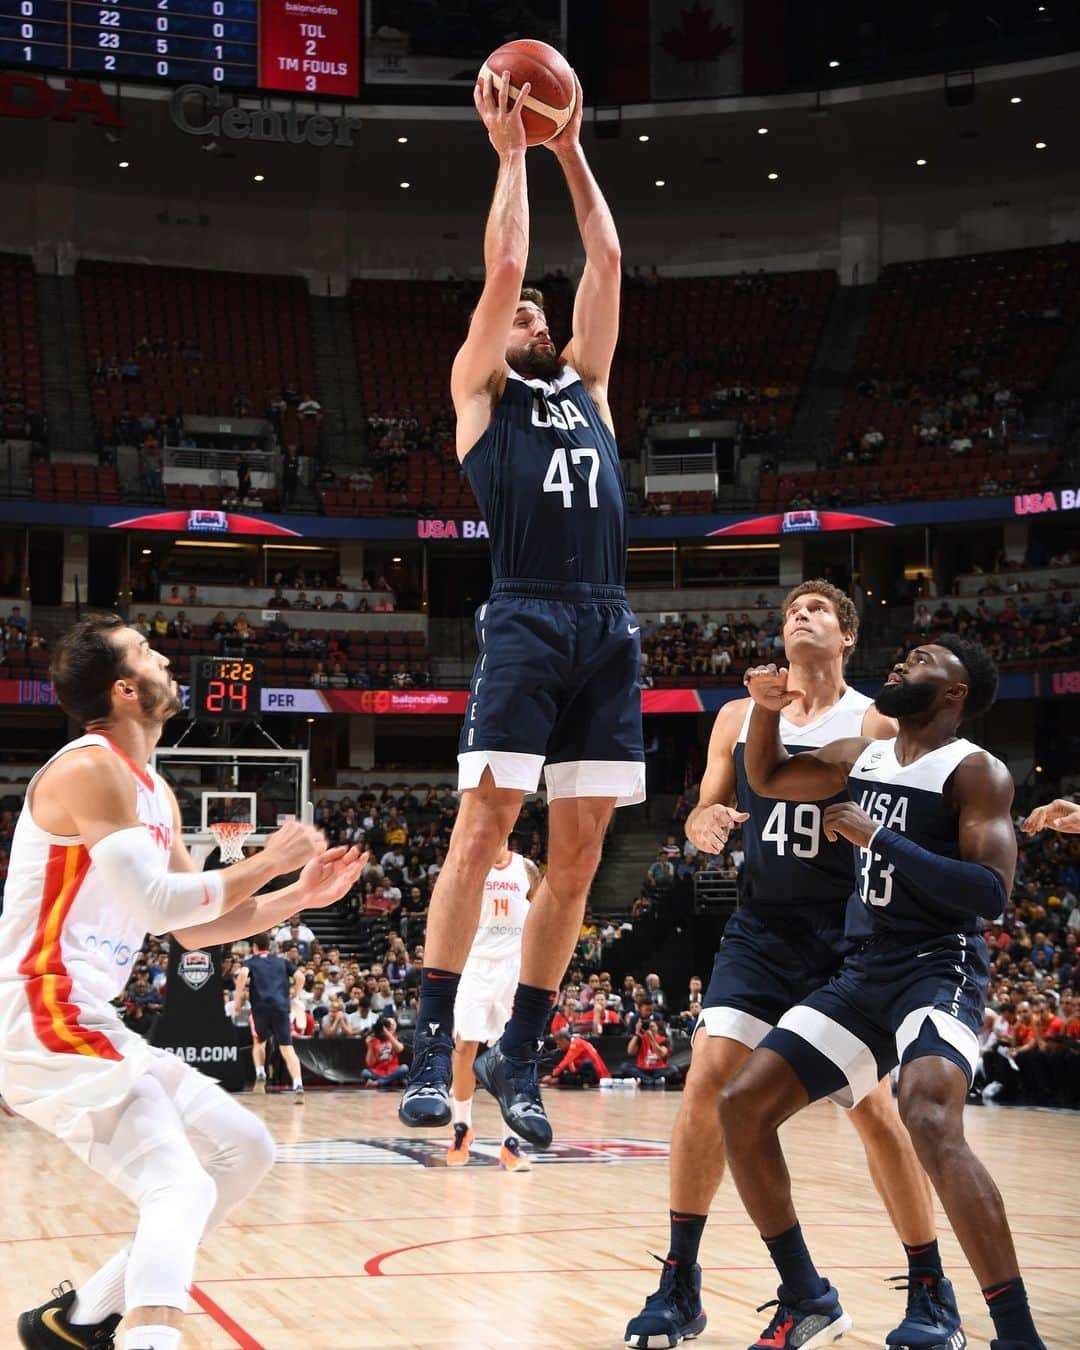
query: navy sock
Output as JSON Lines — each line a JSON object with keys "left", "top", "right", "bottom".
{"left": 982, "top": 1276, "right": 1045, "bottom": 1347}
{"left": 667, "top": 1210, "right": 707, "bottom": 1268}
{"left": 763, "top": 1223, "right": 829, "bottom": 1303}
{"left": 416, "top": 967, "right": 460, "bottom": 1041}
{"left": 904, "top": 1238, "right": 943, "bottom": 1281}
{"left": 499, "top": 983, "right": 556, "bottom": 1058}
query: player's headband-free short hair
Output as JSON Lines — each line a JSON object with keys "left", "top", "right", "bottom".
{"left": 782, "top": 578, "right": 859, "bottom": 664}
{"left": 934, "top": 633, "right": 999, "bottom": 717}
{"left": 50, "top": 611, "right": 131, "bottom": 726}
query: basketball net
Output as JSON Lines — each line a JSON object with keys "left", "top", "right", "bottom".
{"left": 209, "top": 821, "right": 255, "bottom": 865}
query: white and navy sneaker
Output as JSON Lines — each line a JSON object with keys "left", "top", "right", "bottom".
{"left": 398, "top": 1027, "right": 453, "bottom": 1127}
{"left": 750, "top": 1283, "right": 852, "bottom": 1348}
{"left": 885, "top": 1274, "right": 966, "bottom": 1349}
{"left": 473, "top": 1041, "right": 552, "bottom": 1148}
{"left": 625, "top": 1255, "right": 707, "bottom": 1348}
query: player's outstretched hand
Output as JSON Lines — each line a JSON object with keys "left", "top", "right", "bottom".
{"left": 743, "top": 663, "right": 805, "bottom": 712}
{"left": 298, "top": 845, "right": 369, "bottom": 911}
{"left": 686, "top": 803, "right": 750, "bottom": 855}
{"left": 262, "top": 819, "right": 325, "bottom": 874}
{"left": 474, "top": 66, "right": 531, "bottom": 157}
{"left": 1021, "top": 798, "right": 1080, "bottom": 834}
{"left": 544, "top": 72, "right": 583, "bottom": 156}
{"left": 823, "top": 801, "right": 876, "bottom": 848}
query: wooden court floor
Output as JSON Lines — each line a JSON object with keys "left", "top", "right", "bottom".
{"left": 1, "top": 1088, "right": 1076, "bottom": 1349}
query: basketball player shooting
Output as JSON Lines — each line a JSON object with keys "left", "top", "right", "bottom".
{"left": 399, "top": 62, "right": 644, "bottom": 1147}
{"left": 715, "top": 637, "right": 1046, "bottom": 1350}
{"left": 1, "top": 615, "right": 365, "bottom": 1350}
{"left": 627, "top": 581, "right": 959, "bottom": 1350}
{"left": 446, "top": 842, "right": 539, "bottom": 1172}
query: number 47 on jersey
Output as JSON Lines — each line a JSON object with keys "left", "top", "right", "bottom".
{"left": 542, "top": 447, "right": 599, "bottom": 509}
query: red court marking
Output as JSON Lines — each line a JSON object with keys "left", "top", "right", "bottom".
{"left": 189, "top": 1283, "right": 263, "bottom": 1350}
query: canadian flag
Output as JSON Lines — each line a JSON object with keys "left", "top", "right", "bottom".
{"left": 606, "top": 0, "right": 784, "bottom": 102}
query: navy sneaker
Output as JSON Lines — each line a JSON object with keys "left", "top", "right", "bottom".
{"left": 886, "top": 1275, "right": 967, "bottom": 1349}
{"left": 18, "top": 1282, "right": 121, "bottom": 1348}
{"left": 398, "top": 1026, "right": 453, "bottom": 1127}
{"left": 473, "top": 1041, "right": 552, "bottom": 1148}
{"left": 750, "top": 1283, "right": 852, "bottom": 1348}
{"left": 625, "top": 1254, "right": 707, "bottom": 1348}
{"left": 989, "top": 1342, "right": 1047, "bottom": 1350}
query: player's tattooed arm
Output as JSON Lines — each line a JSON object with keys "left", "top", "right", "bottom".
{"left": 684, "top": 698, "right": 749, "bottom": 854}
{"left": 742, "top": 664, "right": 866, "bottom": 800}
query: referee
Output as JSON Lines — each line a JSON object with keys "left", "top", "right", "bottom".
{"left": 233, "top": 932, "right": 306, "bottom": 1102}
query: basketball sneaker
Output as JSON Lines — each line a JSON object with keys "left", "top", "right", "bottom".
{"left": 750, "top": 1283, "right": 852, "bottom": 1348}
{"left": 498, "top": 1137, "right": 532, "bottom": 1172}
{"left": 624, "top": 1254, "right": 707, "bottom": 1348}
{"left": 17, "top": 1282, "right": 121, "bottom": 1348}
{"left": 886, "top": 1274, "right": 967, "bottom": 1349}
{"left": 252, "top": 1074, "right": 266, "bottom": 1094}
{"left": 446, "top": 1123, "right": 473, "bottom": 1166}
{"left": 292, "top": 1085, "right": 305, "bottom": 1106}
{"left": 473, "top": 1041, "right": 552, "bottom": 1148}
{"left": 398, "top": 1026, "right": 453, "bottom": 1127}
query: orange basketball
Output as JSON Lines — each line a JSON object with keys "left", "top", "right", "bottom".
{"left": 477, "top": 39, "right": 577, "bottom": 147}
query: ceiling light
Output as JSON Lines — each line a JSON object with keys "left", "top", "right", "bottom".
{"left": 828, "top": 59, "right": 840, "bottom": 68}
{"left": 399, "top": 180, "right": 410, "bottom": 188}
{"left": 391, "top": 555, "right": 403, "bottom": 563}
{"left": 757, "top": 126, "right": 768, "bottom": 135}
{"left": 1035, "top": 141, "right": 1047, "bottom": 149}
{"left": 638, "top": 133, "right": 650, "bottom": 142}
{"left": 141, "top": 548, "right": 152, "bottom": 555}
{"left": 118, "top": 160, "right": 130, "bottom": 168}
{"left": 767, "top": 171, "right": 779, "bottom": 180}
{"left": 915, "top": 158, "right": 927, "bottom": 166}
{"left": 397, "top": 135, "right": 408, "bottom": 143}
{"left": 654, "top": 179, "right": 665, "bottom": 187}
{"left": 253, "top": 174, "right": 265, "bottom": 182}
{"left": 306, "top": 717, "right": 315, "bottom": 724}
{"left": 1010, "top": 96, "right": 1022, "bottom": 104}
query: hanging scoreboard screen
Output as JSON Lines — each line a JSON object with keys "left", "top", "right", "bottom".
{"left": 189, "top": 655, "right": 264, "bottom": 722}
{"left": 0, "top": 0, "right": 360, "bottom": 95}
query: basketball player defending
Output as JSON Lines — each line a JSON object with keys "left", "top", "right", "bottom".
{"left": 446, "top": 842, "right": 539, "bottom": 1171}
{"left": 399, "top": 66, "right": 643, "bottom": 1145}
{"left": 718, "top": 636, "right": 1045, "bottom": 1350}
{"left": 627, "top": 581, "right": 962, "bottom": 1350}
{"left": 2, "top": 615, "right": 365, "bottom": 1350}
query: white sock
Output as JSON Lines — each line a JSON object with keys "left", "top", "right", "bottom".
{"left": 123, "top": 1326, "right": 181, "bottom": 1350}
{"left": 292, "top": 1079, "right": 303, "bottom": 1090}
{"left": 70, "top": 1245, "right": 129, "bottom": 1324}
{"left": 452, "top": 1096, "right": 472, "bottom": 1127}
{"left": 254, "top": 1069, "right": 265, "bottom": 1079}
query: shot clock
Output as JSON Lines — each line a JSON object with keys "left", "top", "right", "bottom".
{"left": 189, "top": 655, "right": 263, "bottom": 721}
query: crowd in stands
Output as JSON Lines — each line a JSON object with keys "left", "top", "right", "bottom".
{"left": 902, "top": 585, "right": 1079, "bottom": 672}
{"left": 638, "top": 609, "right": 785, "bottom": 686}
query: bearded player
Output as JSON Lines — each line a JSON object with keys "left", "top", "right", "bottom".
{"left": 399, "top": 64, "right": 643, "bottom": 1148}
{"left": 627, "top": 582, "right": 962, "bottom": 1350}
{"left": 2, "top": 615, "right": 364, "bottom": 1350}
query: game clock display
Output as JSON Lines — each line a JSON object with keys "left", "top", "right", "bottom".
{"left": 189, "top": 656, "right": 263, "bottom": 721}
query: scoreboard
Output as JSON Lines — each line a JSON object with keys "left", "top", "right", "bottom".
{"left": 0, "top": 0, "right": 360, "bottom": 95}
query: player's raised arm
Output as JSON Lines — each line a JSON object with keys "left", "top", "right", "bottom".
{"left": 450, "top": 68, "right": 532, "bottom": 437}
{"left": 546, "top": 75, "right": 621, "bottom": 422}
{"left": 683, "top": 698, "right": 749, "bottom": 854}
{"left": 742, "top": 664, "right": 865, "bottom": 799}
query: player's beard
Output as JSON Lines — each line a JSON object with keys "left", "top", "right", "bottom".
{"left": 137, "top": 671, "right": 183, "bottom": 721}
{"left": 874, "top": 678, "right": 937, "bottom": 718}
{"left": 507, "top": 341, "right": 564, "bottom": 382}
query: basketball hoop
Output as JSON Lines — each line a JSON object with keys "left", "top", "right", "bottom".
{"left": 209, "top": 821, "right": 255, "bottom": 865}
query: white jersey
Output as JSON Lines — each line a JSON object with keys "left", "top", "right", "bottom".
{"left": 468, "top": 852, "right": 531, "bottom": 963}
{"left": 0, "top": 733, "right": 175, "bottom": 1136}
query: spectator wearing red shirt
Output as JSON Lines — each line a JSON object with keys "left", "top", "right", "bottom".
{"left": 626, "top": 1015, "right": 680, "bottom": 1087}
{"left": 571, "top": 992, "right": 622, "bottom": 1037}
{"left": 360, "top": 1018, "right": 408, "bottom": 1089}
{"left": 543, "top": 1030, "right": 608, "bottom": 1087}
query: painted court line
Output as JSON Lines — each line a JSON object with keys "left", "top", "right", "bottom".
{"left": 189, "top": 1282, "right": 264, "bottom": 1350}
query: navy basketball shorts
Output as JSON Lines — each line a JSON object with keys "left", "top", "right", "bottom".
{"left": 699, "top": 907, "right": 853, "bottom": 1049}
{"left": 762, "top": 931, "right": 990, "bottom": 1109}
{"left": 458, "top": 579, "right": 645, "bottom": 806}
{"left": 251, "top": 1006, "right": 292, "bottom": 1047}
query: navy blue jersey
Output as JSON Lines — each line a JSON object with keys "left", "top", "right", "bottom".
{"left": 848, "top": 736, "right": 988, "bottom": 939}
{"left": 732, "top": 688, "right": 870, "bottom": 919}
{"left": 462, "top": 367, "right": 627, "bottom": 586}
{"left": 242, "top": 952, "right": 295, "bottom": 1013}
